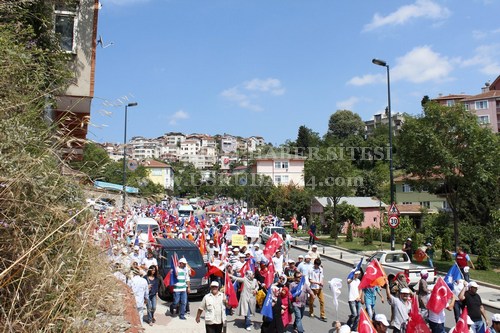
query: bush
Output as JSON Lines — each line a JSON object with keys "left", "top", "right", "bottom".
{"left": 346, "top": 223, "right": 353, "bottom": 242}
{"left": 363, "top": 227, "right": 373, "bottom": 245}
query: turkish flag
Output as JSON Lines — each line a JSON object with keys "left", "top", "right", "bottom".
{"left": 358, "top": 308, "right": 377, "bottom": 333}
{"left": 407, "top": 294, "right": 431, "bottom": 333}
{"left": 263, "top": 232, "right": 283, "bottom": 260}
{"left": 359, "top": 259, "right": 387, "bottom": 290}
{"left": 308, "top": 230, "right": 319, "bottom": 240}
{"left": 225, "top": 270, "right": 238, "bottom": 308}
{"left": 264, "top": 260, "right": 275, "bottom": 288}
{"left": 426, "top": 277, "right": 453, "bottom": 314}
{"left": 204, "top": 263, "right": 224, "bottom": 278}
{"left": 240, "top": 224, "right": 246, "bottom": 235}
{"left": 454, "top": 307, "right": 470, "bottom": 333}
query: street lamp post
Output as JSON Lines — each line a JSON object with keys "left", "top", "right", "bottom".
{"left": 122, "top": 102, "right": 138, "bottom": 212}
{"left": 372, "top": 58, "right": 395, "bottom": 251}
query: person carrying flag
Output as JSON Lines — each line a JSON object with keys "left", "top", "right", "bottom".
{"left": 289, "top": 271, "right": 315, "bottom": 333}
{"left": 169, "top": 257, "right": 190, "bottom": 320}
{"left": 347, "top": 270, "right": 361, "bottom": 329}
{"left": 459, "top": 281, "right": 489, "bottom": 333}
{"left": 228, "top": 267, "right": 258, "bottom": 331}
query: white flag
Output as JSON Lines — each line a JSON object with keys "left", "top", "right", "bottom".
{"left": 328, "top": 278, "right": 342, "bottom": 312}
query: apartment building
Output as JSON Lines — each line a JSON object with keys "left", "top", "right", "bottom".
{"left": 163, "top": 132, "right": 186, "bottom": 146}
{"left": 53, "top": 0, "right": 100, "bottom": 160}
{"left": 251, "top": 153, "right": 305, "bottom": 187}
{"left": 433, "top": 75, "right": 500, "bottom": 133}
{"left": 364, "top": 112, "right": 405, "bottom": 137}
{"left": 141, "top": 159, "right": 174, "bottom": 191}
{"left": 221, "top": 135, "right": 238, "bottom": 153}
{"left": 130, "top": 136, "right": 161, "bottom": 160}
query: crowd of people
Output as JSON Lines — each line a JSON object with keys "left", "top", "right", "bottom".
{"left": 93, "top": 201, "right": 498, "bottom": 333}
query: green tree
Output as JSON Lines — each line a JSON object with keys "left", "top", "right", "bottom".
{"left": 295, "top": 125, "right": 321, "bottom": 156}
{"left": 326, "top": 110, "right": 365, "bottom": 140}
{"left": 71, "top": 142, "right": 111, "bottom": 180}
{"left": 397, "top": 102, "right": 500, "bottom": 248}
{"left": 346, "top": 223, "right": 353, "bottom": 242}
{"left": 336, "top": 202, "right": 364, "bottom": 226}
{"left": 363, "top": 227, "right": 373, "bottom": 245}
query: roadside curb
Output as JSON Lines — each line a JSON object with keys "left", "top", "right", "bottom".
{"left": 290, "top": 240, "right": 500, "bottom": 312}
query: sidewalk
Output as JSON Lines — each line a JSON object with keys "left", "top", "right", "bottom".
{"left": 290, "top": 237, "right": 500, "bottom": 311}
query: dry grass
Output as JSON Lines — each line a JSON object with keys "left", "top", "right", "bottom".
{"left": 0, "top": 112, "right": 127, "bottom": 332}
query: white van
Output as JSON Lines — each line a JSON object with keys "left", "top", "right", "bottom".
{"left": 178, "top": 204, "right": 195, "bottom": 218}
{"left": 134, "top": 217, "right": 159, "bottom": 243}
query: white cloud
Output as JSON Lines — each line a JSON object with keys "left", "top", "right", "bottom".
{"left": 220, "top": 77, "right": 284, "bottom": 112}
{"left": 472, "top": 28, "right": 500, "bottom": 40}
{"left": 168, "top": 110, "right": 189, "bottom": 125}
{"left": 244, "top": 78, "right": 285, "bottom": 95}
{"left": 347, "top": 46, "right": 454, "bottom": 86}
{"left": 460, "top": 44, "right": 500, "bottom": 76}
{"left": 336, "top": 97, "right": 360, "bottom": 110}
{"left": 363, "top": 0, "right": 450, "bottom": 31}
{"left": 392, "top": 46, "right": 454, "bottom": 83}
{"left": 347, "top": 73, "right": 384, "bottom": 86}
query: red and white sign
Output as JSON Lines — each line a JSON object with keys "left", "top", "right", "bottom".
{"left": 388, "top": 216, "right": 399, "bottom": 228}
{"left": 388, "top": 202, "right": 400, "bottom": 216}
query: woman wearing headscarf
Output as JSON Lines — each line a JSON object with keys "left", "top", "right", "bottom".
{"left": 278, "top": 274, "right": 293, "bottom": 329}
{"left": 229, "top": 268, "right": 259, "bottom": 331}
{"left": 261, "top": 285, "right": 285, "bottom": 333}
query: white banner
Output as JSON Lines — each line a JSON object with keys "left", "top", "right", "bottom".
{"left": 245, "top": 226, "right": 260, "bottom": 238}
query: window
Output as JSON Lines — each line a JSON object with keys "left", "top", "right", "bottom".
{"left": 402, "top": 202, "right": 412, "bottom": 205}
{"left": 478, "top": 115, "right": 490, "bottom": 124}
{"left": 464, "top": 103, "right": 469, "bottom": 111}
{"left": 402, "top": 184, "right": 413, "bottom": 192}
{"left": 274, "top": 175, "right": 289, "bottom": 184}
{"left": 420, "top": 201, "right": 430, "bottom": 209}
{"left": 446, "top": 100, "right": 455, "bottom": 107}
{"left": 151, "top": 169, "right": 162, "bottom": 176}
{"left": 274, "top": 161, "right": 289, "bottom": 169}
{"left": 54, "top": 3, "right": 78, "bottom": 53}
{"left": 475, "top": 100, "right": 488, "bottom": 110}
{"left": 442, "top": 201, "right": 449, "bottom": 209}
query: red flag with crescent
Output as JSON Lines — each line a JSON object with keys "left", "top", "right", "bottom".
{"left": 426, "top": 277, "right": 453, "bottom": 314}
{"left": 454, "top": 306, "right": 469, "bottom": 333}
{"left": 225, "top": 269, "right": 238, "bottom": 308}
{"left": 263, "top": 232, "right": 283, "bottom": 260}
{"left": 358, "top": 308, "right": 377, "bottom": 333}
{"left": 264, "top": 260, "right": 275, "bottom": 288}
{"left": 407, "top": 293, "right": 431, "bottom": 333}
{"left": 359, "top": 258, "right": 386, "bottom": 290}
{"left": 147, "top": 225, "right": 155, "bottom": 243}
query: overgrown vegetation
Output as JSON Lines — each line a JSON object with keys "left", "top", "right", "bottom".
{"left": 0, "top": 1, "right": 125, "bottom": 331}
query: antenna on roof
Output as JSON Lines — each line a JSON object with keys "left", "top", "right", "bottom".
{"left": 97, "top": 35, "right": 114, "bottom": 49}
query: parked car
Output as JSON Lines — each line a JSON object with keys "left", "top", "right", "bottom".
{"left": 177, "top": 204, "right": 195, "bottom": 218}
{"left": 91, "top": 199, "right": 113, "bottom": 211}
{"left": 260, "top": 226, "right": 286, "bottom": 244}
{"left": 225, "top": 224, "right": 240, "bottom": 240}
{"left": 157, "top": 238, "right": 209, "bottom": 301}
{"left": 362, "top": 250, "right": 436, "bottom": 288}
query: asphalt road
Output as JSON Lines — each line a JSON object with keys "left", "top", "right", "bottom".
{"left": 145, "top": 246, "right": 496, "bottom": 333}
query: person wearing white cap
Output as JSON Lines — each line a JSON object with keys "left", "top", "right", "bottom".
{"left": 402, "top": 237, "right": 413, "bottom": 261}
{"left": 384, "top": 277, "right": 412, "bottom": 333}
{"left": 297, "top": 255, "right": 313, "bottom": 286}
{"left": 490, "top": 314, "right": 500, "bottom": 333}
{"left": 272, "top": 249, "right": 284, "bottom": 276}
{"left": 373, "top": 314, "right": 390, "bottom": 333}
{"left": 207, "top": 240, "right": 216, "bottom": 262}
{"left": 425, "top": 243, "right": 435, "bottom": 268}
{"left": 252, "top": 243, "right": 263, "bottom": 263}
{"left": 284, "top": 259, "right": 297, "bottom": 285}
{"left": 307, "top": 244, "right": 321, "bottom": 261}
{"left": 233, "top": 253, "right": 247, "bottom": 273}
{"left": 127, "top": 267, "right": 148, "bottom": 326}
{"left": 196, "top": 281, "right": 226, "bottom": 333}
{"left": 169, "top": 257, "right": 191, "bottom": 320}
{"left": 459, "top": 280, "right": 489, "bottom": 332}
{"left": 297, "top": 254, "right": 304, "bottom": 265}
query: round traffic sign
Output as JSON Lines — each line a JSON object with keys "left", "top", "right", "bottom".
{"left": 127, "top": 160, "right": 138, "bottom": 171}
{"left": 388, "top": 216, "right": 400, "bottom": 228}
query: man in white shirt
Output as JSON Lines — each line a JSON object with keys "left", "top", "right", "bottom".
{"left": 252, "top": 244, "right": 263, "bottom": 263}
{"left": 347, "top": 271, "right": 361, "bottom": 330}
{"left": 233, "top": 253, "right": 246, "bottom": 274}
{"left": 272, "top": 249, "right": 284, "bottom": 276}
{"left": 307, "top": 244, "right": 321, "bottom": 261}
{"left": 141, "top": 250, "right": 158, "bottom": 269}
{"left": 127, "top": 267, "right": 148, "bottom": 325}
{"left": 297, "top": 255, "right": 313, "bottom": 286}
{"left": 308, "top": 258, "right": 326, "bottom": 321}
{"left": 196, "top": 281, "right": 227, "bottom": 333}
{"left": 428, "top": 297, "right": 455, "bottom": 333}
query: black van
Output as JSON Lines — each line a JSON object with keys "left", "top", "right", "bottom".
{"left": 156, "top": 238, "right": 209, "bottom": 301}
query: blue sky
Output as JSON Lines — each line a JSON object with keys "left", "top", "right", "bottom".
{"left": 90, "top": 0, "right": 500, "bottom": 146}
